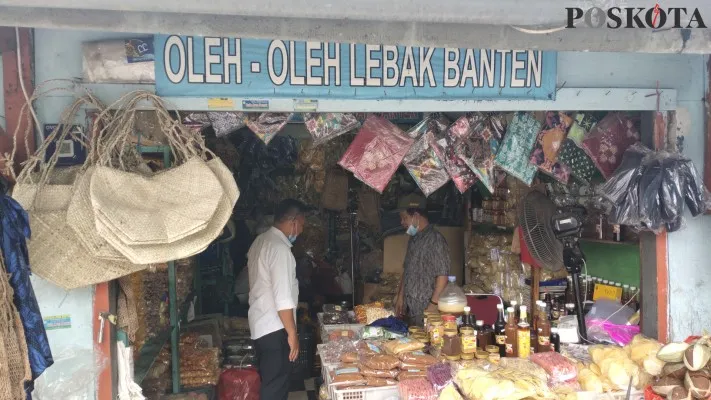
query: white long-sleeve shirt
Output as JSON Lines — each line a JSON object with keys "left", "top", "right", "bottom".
{"left": 247, "top": 227, "right": 299, "bottom": 340}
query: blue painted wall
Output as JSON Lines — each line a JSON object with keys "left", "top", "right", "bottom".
{"left": 28, "top": 31, "right": 710, "bottom": 390}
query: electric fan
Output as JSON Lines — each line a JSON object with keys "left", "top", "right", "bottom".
{"left": 518, "top": 190, "right": 588, "bottom": 340}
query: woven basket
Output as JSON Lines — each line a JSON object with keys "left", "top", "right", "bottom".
{"left": 65, "top": 166, "right": 126, "bottom": 261}
{"left": 96, "top": 158, "right": 239, "bottom": 264}
{"left": 0, "top": 255, "right": 31, "bottom": 400}
{"left": 89, "top": 157, "right": 223, "bottom": 245}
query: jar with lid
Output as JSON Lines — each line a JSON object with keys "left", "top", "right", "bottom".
{"left": 429, "top": 320, "right": 444, "bottom": 348}
{"left": 459, "top": 327, "right": 477, "bottom": 354}
{"left": 442, "top": 329, "right": 461, "bottom": 361}
{"left": 442, "top": 314, "right": 457, "bottom": 331}
{"left": 438, "top": 276, "right": 467, "bottom": 317}
{"left": 409, "top": 326, "right": 423, "bottom": 336}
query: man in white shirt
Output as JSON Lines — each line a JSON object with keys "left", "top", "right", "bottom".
{"left": 247, "top": 199, "right": 306, "bottom": 400}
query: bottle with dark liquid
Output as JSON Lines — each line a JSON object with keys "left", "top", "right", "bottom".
{"left": 530, "top": 302, "right": 539, "bottom": 355}
{"left": 550, "top": 327, "right": 561, "bottom": 353}
{"left": 494, "top": 303, "right": 507, "bottom": 357}
{"left": 461, "top": 306, "right": 475, "bottom": 330}
{"left": 504, "top": 307, "right": 518, "bottom": 357}
{"left": 537, "top": 304, "right": 551, "bottom": 353}
{"left": 476, "top": 320, "right": 491, "bottom": 350}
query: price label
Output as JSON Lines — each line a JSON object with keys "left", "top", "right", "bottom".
{"left": 593, "top": 283, "right": 623, "bottom": 302}
{"left": 207, "top": 97, "right": 234, "bottom": 109}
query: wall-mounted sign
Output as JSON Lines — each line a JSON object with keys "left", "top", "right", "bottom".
{"left": 42, "top": 124, "right": 87, "bottom": 166}
{"left": 154, "top": 35, "right": 556, "bottom": 100}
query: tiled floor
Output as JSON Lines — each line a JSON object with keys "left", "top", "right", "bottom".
{"left": 288, "top": 377, "right": 317, "bottom": 400}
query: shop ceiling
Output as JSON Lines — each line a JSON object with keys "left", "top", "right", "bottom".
{"left": 1, "top": 0, "right": 711, "bottom": 53}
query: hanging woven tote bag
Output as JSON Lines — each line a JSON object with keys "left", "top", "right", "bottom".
{"left": 12, "top": 94, "right": 148, "bottom": 289}
{"left": 0, "top": 254, "right": 31, "bottom": 400}
{"left": 87, "top": 92, "right": 238, "bottom": 263}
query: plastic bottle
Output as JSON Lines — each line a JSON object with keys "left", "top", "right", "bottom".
{"left": 504, "top": 307, "right": 517, "bottom": 357}
{"left": 517, "top": 306, "right": 531, "bottom": 359}
{"left": 438, "top": 276, "right": 467, "bottom": 316}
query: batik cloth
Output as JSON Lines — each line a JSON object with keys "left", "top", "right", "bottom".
{"left": 338, "top": 116, "right": 414, "bottom": 193}
{"left": 581, "top": 112, "right": 641, "bottom": 179}
{"left": 557, "top": 139, "right": 599, "bottom": 183}
{"left": 245, "top": 112, "right": 292, "bottom": 145}
{"left": 494, "top": 112, "right": 541, "bottom": 185}
{"left": 529, "top": 111, "right": 572, "bottom": 183}
{"left": 0, "top": 195, "right": 53, "bottom": 399}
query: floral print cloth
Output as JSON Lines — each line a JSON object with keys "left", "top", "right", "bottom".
{"left": 566, "top": 112, "right": 602, "bottom": 145}
{"left": 338, "top": 116, "right": 414, "bottom": 193}
{"left": 581, "top": 112, "right": 641, "bottom": 179}
{"left": 430, "top": 117, "right": 479, "bottom": 193}
{"left": 303, "top": 113, "right": 360, "bottom": 146}
{"left": 245, "top": 112, "right": 293, "bottom": 145}
{"left": 494, "top": 112, "right": 541, "bottom": 186}
{"left": 402, "top": 114, "right": 451, "bottom": 196}
{"left": 452, "top": 113, "right": 507, "bottom": 194}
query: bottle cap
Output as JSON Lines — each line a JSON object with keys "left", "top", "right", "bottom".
{"left": 448, "top": 276, "right": 456, "bottom": 283}
{"left": 551, "top": 327, "right": 559, "bottom": 333}
{"left": 623, "top": 284, "right": 630, "bottom": 288}
{"left": 464, "top": 306, "right": 471, "bottom": 312}
{"left": 519, "top": 306, "right": 527, "bottom": 312}
{"left": 630, "top": 286, "right": 637, "bottom": 291}
{"left": 511, "top": 301, "right": 518, "bottom": 306}
{"left": 496, "top": 303, "right": 503, "bottom": 310}
{"left": 476, "top": 320, "right": 484, "bottom": 326}
{"left": 506, "top": 307, "right": 514, "bottom": 312}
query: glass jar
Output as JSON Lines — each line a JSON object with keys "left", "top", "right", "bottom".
{"left": 442, "top": 329, "right": 461, "bottom": 361}
{"left": 460, "top": 353, "right": 475, "bottom": 361}
{"left": 459, "top": 327, "right": 477, "bottom": 354}
{"left": 429, "top": 320, "right": 444, "bottom": 348}
{"left": 442, "top": 314, "right": 457, "bottom": 331}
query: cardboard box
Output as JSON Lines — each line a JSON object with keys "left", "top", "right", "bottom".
{"left": 383, "top": 226, "right": 464, "bottom": 283}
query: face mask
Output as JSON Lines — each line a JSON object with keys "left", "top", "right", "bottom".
{"left": 288, "top": 221, "right": 298, "bottom": 243}
{"left": 405, "top": 216, "right": 419, "bottom": 236}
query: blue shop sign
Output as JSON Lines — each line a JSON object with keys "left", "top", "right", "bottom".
{"left": 154, "top": 35, "right": 557, "bottom": 100}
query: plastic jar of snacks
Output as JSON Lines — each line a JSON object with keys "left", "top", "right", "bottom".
{"left": 442, "top": 329, "right": 461, "bottom": 361}
{"left": 429, "top": 320, "right": 444, "bottom": 348}
{"left": 459, "top": 327, "right": 477, "bottom": 354}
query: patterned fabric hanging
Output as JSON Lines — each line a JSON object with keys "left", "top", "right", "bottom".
{"left": 0, "top": 195, "right": 52, "bottom": 399}
{"left": 494, "top": 112, "right": 541, "bottom": 185}
{"left": 529, "top": 111, "right": 572, "bottom": 183}
{"left": 557, "top": 139, "right": 599, "bottom": 183}
{"left": 581, "top": 112, "right": 641, "bottom": 179}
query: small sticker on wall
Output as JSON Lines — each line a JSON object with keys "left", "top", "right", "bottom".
{"left": 207, "top": 98, "right": 235, "bottom": 110}
{"left": 242, "top": 100, "right": 270, "bottom": 110}
{"left": 293, "top": 99, "right": 318, "bottom": 112}
{"left": 43, "top": 314, "right": 72, "bottom": 330}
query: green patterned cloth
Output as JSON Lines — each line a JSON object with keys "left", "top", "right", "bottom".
{"left": 494, "top": 112, "right": 541, "bottom": 185}
{"left": 567, "top": 112, "right": 603, "bottom": 145}
{"left": 558, "top": 139, "right": 598, "bottom": 183}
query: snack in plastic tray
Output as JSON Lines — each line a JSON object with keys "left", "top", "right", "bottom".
{"left": 399, "top": 371, "right": 429, "bottom": 381}
{"left": 338, "top": 116, "right": 414, "bottom": 193}
{"left": 354, "top": 302, "right": 384, "bottom": 324}
{"left": 529, "top": 352, "right": 578, "bottom": 383}
{"left": 341, "top": 352, "right": 358, "bottom": 363}
{"left": 382, "top": 338, "right": 425, "bottom": 355}
{"left": 365, "top": 308, "right": 394, "bottom": 325}
{"left": 318, "top": 340, "right": 357, "bottom": 365}
{"left": 361, "top": 354, "right": 400, "bottom": 371}
{"left": 329, "top": 329, "right": 357, "bottom": 341}
{"left": 398, "top": 377, "right": 437, "bottom": 399}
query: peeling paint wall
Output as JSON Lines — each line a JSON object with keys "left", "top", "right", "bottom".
{"left": 30, "top": 29, "right": 711, "bottom": 347}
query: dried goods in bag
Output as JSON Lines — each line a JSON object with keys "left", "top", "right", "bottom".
{"left": 529, "top": 352, "right": 578, "bottom": 383}
{"left": 303, "top": 113, "right": 360, "bottom": 145}
{"left": 207, "top": 112, "right": 246, "bottom": 138}
{"left": 338, "top": 116, "right": 415, "bottom": 193}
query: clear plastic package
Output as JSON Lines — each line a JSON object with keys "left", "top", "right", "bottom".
{"left": 529, "top": 352, "right": 578, "bottom": 383}
{"left": 427, "top": 362, "right": 454, "bottom": 391}
{"left": 403, "top": 131, "right": 450, "bottom": 197}
{"left": 303, "top": 113, "right": 360, "bottom": 146}
{"left": 245, "top": 112, "right": 292, "bottom": 144}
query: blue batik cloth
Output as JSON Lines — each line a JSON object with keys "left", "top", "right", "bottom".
{"left": 0, "top": 195, "right": 53, "bottom": 399}
{"left": 367, "top": 316, "right": 408, "bottom": 336}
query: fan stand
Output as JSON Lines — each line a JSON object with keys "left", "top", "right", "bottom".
{"left": 561, "top": 238, "right": 588, "bottom": 341}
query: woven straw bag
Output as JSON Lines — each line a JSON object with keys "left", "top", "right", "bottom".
{"left": 90, "top": 157, "right": 223, "bottom": 245}
{"left": 96, "top": 158, "right": 239, "bottom": 264}
{"left": 12, "top": 95, "right": 149, "bottom": 289}
{"left": 0, "top": 256, "right": 31, "bottom": 400}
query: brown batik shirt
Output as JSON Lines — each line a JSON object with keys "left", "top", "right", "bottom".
{"left": 402, "top": 225, "right": 451, "bottom": 325}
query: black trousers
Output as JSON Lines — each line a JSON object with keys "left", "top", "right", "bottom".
{"left": 255, "top": 329, "right": 292, "bottom": 400}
